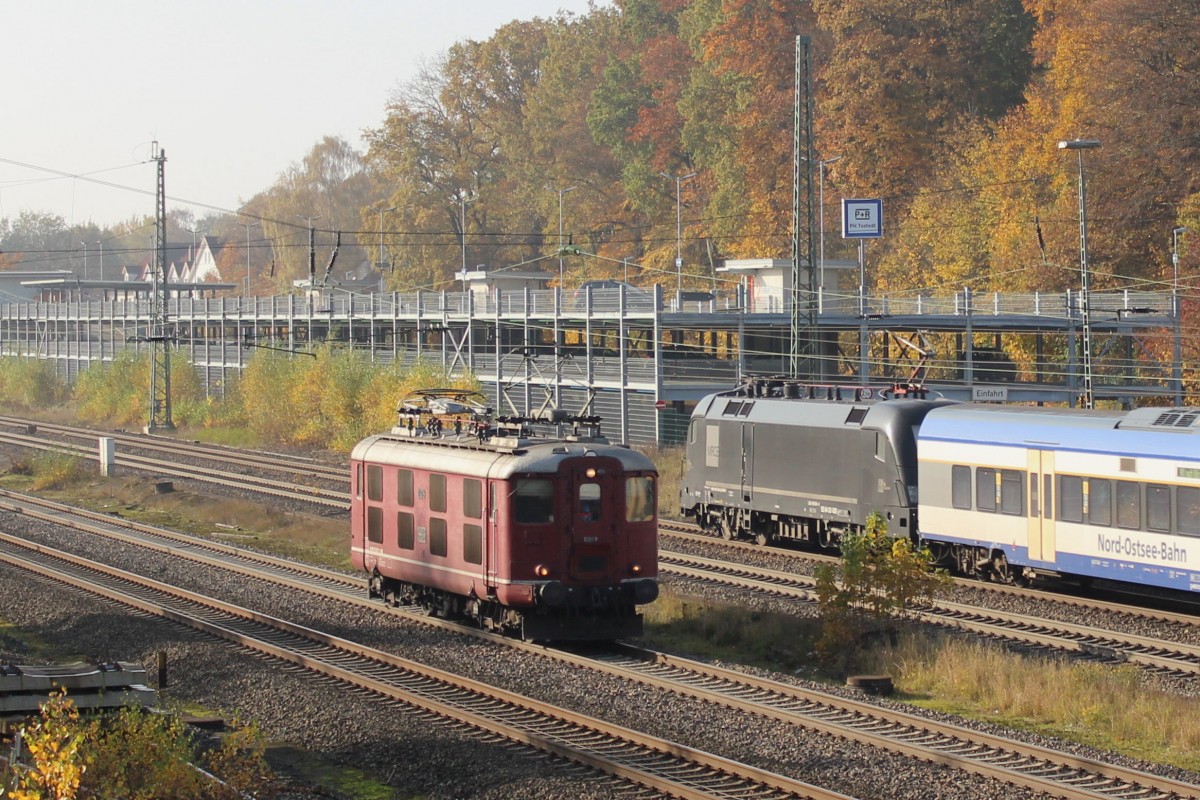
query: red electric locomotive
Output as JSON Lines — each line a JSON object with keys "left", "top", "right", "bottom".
{"left": 349, "top": 390, "right": 660, "bottom": 641}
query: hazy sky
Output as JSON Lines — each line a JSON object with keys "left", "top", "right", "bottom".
{"left": 0, "top": 1, "right": 606, "bottom": 230}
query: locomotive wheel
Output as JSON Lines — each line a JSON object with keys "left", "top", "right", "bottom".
{"left": 719, "top": 515, "right": 736, "bottom": 540}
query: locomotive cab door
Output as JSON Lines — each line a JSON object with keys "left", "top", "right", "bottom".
{"left": 1026, "top": 449, "right": 1057, "bottom": 564}
{"left": 565, "top": 458, "right": 622, "bottom": 581}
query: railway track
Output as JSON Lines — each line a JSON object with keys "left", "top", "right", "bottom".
{"left": 0, "top": 531, "right": 850, "bottom": 800}
{"left": 3, "top": 417, "right": 1200, "bottom": 670}
{"left": 2, "top": 489, "right": 1197, "bottom": 800}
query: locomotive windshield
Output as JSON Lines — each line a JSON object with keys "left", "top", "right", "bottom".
{"left": 513, "top": 478, "right": 554, "bottom": 523}
{"left": 626, "top": 476, "right": 655, "bottom": 521}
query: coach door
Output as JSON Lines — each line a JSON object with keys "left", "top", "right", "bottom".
{"left": 1026, "top": 449, "right": 1057, "bottom": 563}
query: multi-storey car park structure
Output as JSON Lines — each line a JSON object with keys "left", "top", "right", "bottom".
{"left": 0, "top": 258, "right": 1184, "bottom": 446}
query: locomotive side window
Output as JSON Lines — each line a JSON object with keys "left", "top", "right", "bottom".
{"left": 874, "top": 432, "right": 887, "bottom": 462}
{"left": 397, "top": 511, "right": 415, "bottom": 550}
{"left": 626, "top": 476, "right": 656, "bottom": 522}
{"left": 429, "top": 517, "right": 448, "bottom": 557}
{"left": 1059, "top": 475, "right": 1084, "bottom": 523}
{"left": 367, "top": 507, "right": 383, "bottom": 544}
{"left": 579, "top": 483, "right": 602, "bottom": 521}
{"left": 1116, "top": 481, "right": 1141, "bottom": 529}
{"left": 514, "top": 479, "right": 554, "bottom": 524}
{"left": 951, "top": 465, "right": 972, "bottom": 509}
{"left": 1178, "top": 487, "right": 1200, "bottom": 536}
{"left": 1147, "top": 484, "right": 1171, "bottom": 532}
{"left": 463, "top": 479, "right": 483, "bottom": 519}
{"left": 463, "top": 523, "right": 483, "bottom": 564}
{"left": 397, "top": 469, "right": 414, "bottom": 507}
{"left": 1088, "top": 479, "right": 1112, "bottom": 526}
{"left": 367, "top": 465, "right": 383, "bottom": 502}
{"left": 430, "top": 474, "right": 447, "bottom": 513}
{"left": 976, "top": 468, "right": 997, "bottom": 512}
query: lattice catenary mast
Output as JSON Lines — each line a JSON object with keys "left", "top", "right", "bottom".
{"left": 790, "top": 36, "right": 818, "bottom": 379}
{"left": 147, "top": 141, "right": 174, "bottom": 431}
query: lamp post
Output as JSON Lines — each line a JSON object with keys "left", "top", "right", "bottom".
{"left": 660, "top": 170, "right": 697, "bottom": 300}
{"left": 96, "top": 241, "right": 103, "bottom": 279}
{"left": 377, "top": 206, "right": 395, "bottom": 269}
{"left": 546, "top": 185, "right": 576, "bottom": 288}
{"left": 459, "top": 193, "right": 475, "bottom": 292}
{"left": 1173, "top": 226, "right": 1188, "bottom": 405}
{"left": 184, "top": 227, "right": 204, "bottom": 265}
{"left": 240, "top": 220, "right": 261, "bottom": 296}
{"left": 817, "top": 156, "right": 842, "bottom": 292}
{"left": 80, "top": 241, "right": 88, "bottom": 280}
{"left": 1058, "top": 138, "right": 1101, "bottom": 409}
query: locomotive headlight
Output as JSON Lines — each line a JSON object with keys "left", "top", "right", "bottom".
{"left": 534, "top": 564, "right": 551, "bottom": 577}
{"left": 585, "top": 467, "right": 597, "bottom": 478}
{"left": 630, "top": 563, "right": 642, "bottom": 574}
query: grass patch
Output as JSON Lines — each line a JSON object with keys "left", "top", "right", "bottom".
{"left": 646, "top": 590, "right": 1200, "bottom": 774}
{"left": 266, "top": 746, "right": 403, "bottom": 800}
{"left": 28, "top": 451, "right": 89, "bottom": 490}
{"left": 643, "top": 590, "right": 820, "bottom": 676}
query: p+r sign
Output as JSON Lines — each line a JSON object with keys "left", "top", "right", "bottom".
{"left": 842, "top": 199, "right": 883, "bottom": 239}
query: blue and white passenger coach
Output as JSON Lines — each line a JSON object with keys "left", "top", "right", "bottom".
{"left": 917, "top": 405, "right": 1200, "bottom": 592}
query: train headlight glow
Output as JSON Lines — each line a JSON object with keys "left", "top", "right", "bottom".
{"left": 630, "top": 563, "right": 642, "bottom": 574}
{"left": 585, "top": 467, "right": 597, "bottom": 478}
{"left": 534, "top": 564, "right": 551, "bottom": 577}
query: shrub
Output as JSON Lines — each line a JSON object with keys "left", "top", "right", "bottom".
{"left": 29, "top": 452, "right": 86, "bottom": 490}
{"left": 814, "top": 512, "right": 951, "bottom": 672}
{"left": 0, "top": 357, "right": 69, "bottom": 410}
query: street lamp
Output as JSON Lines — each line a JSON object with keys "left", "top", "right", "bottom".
{"left": 80, "top": 241, "right": 88, "bottom": 280}
{"left": 660, "top": 170, "right": 697, "bottom": 300}
{"left": 184, "top": 227, "right": 204, "bottom": 265}
{"left": 546, "top": 185, "right": 576, "bottom": 287}
{"left": 1173, "top": 226, "right": 1188, "bottom": 404}
{"left": 815, "top": 155, "right": 842, "bottom": 291}
{"left": 459, "top": 193, "right": 475, "bottom": 292}
{"left": 240, "top": 220, "right": 261, "bottom": 296}
{"left": 1058, "top": 138, "right": 1101, "bottom": 409}
{"left": 377, "top": 206, "right": 395, "bottom": 270}
{"left": 96, "top": 240, "right": 103, "bottom": 279}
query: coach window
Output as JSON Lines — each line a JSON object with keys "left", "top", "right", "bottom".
{"left": 1029, "top": 473, "right": 1039, "bottom": 517}
{"left": 1116, "top": 481, "right": 1141, "bottom": 529}
{"left": 1059, "top": 475, "right": 1084, "bottom": 523}
{"left": 1088, "top": 479, "right": 1112, "bottom": 527}
{"left": 397, "top": 511, "right": 415, "bottom": 550}
{"left": 463, "top": 523, "right": 483, "bottom": 563}
{"left": 429, "top": 517, "right": 448, "bottom": 557}
{"left": 514, "top": 479, "right": 554, "bottom": 524}
{"left": 463, "top": 479, "right": 483, "bottom": 519}
{"left": 952, "top": 466, "right": 972, "bottom": 510}
{"left": 1178, "top": 487, "right": 1200, "bottom": 536}
{"left": 430, "top": 474, "right": 447, "bottom": 513}
{"left": 397, "top": 469, "right": 414, "bottom": 507}
{"left": 626, "top": 476, "right": 655, "bottom": 522}
{"left": 367, "top": 465, "right": 383, "bottom": 503}
{"left": 999, "top": 470, "right": 1023, "bottom": 515}
{"left": 367, "top": 506, "right": 383, "bottom": 544}
{"left": 1147, "top": 484, "right": 1171, "bottom": 532}
{"left": 355, "top": 463, "right": 363, "bottom": 500}
{"left": 976, "top": 468, "right": 997, "bottom": 512}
